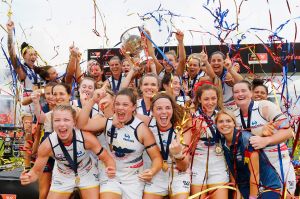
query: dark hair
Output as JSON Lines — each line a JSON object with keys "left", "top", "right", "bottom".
{"left": 194, "top": 84, "right": 223, "bottom": 110}
{"left": 233, "top": 80, "right": 252, "bottom": 92}
{"left": 210, "top": 51, "right": 226, "bottom": 60}
{"left": 52, "top": 83, "right": 71, "bottom": 95}
{"left": 160, "top": 73, "right": 180, "bottom": 91}
{"left": 53, "top": 104, "right": 76, "bottom": 121}
{"left": 33, "top": 65, "right": 53, "bottom": 81}
{"left": 116, "top": 88, "right": 137, "bottom": 106}
{"left": 21, "top": 42, "right": 34, "bottom": 56}
{"left": 45, "top": 81, "right": 58, "bottom": 88}
{"left": 151, "top": 92, "right": 187, "bottom": 126}
{"left": 252, "top": 78, "right": 268, "bottom": 93}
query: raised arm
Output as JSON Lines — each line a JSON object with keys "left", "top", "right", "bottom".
{"left": 175, "top": 30, "right": 186, "bottom": 77}
{"left": 142, "top": 30, "right": 164, "bottom": 74}
{"left": 224, "top": 54, "right": 243, "bottom": 83}
{"left": 200, "top": 51, "right": 216, "bottom": 79}
{"left": 31, "top": 91, "right": 46, "bottom": 123}
{"left": 64, "top": 44, "right": 79, "bottom": 85}
{"left": 20, "top": 139, "right": 52, "bottom": 185}
{"left": 169, "top": 125, "right": 191, "bottom": 171}
{"left": 6, "top": 20, "right": 26, "bottom": 81}
{"left": 76, "top": 89, "right": 107, "bottom": 132}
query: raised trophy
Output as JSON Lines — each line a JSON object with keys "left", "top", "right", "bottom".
{"left": 120, "top": 27, "right": 152, "bottom": 65}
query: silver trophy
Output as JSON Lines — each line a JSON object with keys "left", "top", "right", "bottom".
{"left": 120, "top": 27, "right": 152, "bottom": 65}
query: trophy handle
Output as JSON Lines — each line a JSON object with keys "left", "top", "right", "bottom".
{"left": 119, "top": 26, "right": 142, "bottom": 43}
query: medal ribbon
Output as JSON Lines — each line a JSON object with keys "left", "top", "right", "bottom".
{"left": 57, "top": 130, "right": 78, "bottom": 179}
{"left": 240, "top": 100, "right": 254, "bottom": 131}
{"left": 111, "top": 73, "right": 122, "bottom": 93}
{"left": 141, "top": 99, "right": 150, "bottom": 116}
{"left": 156, "top": 124, "right": 174, "bottom": 161}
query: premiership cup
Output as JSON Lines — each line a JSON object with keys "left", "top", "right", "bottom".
{"left": 120, "top": 27, "right": 152, "bottom": 65}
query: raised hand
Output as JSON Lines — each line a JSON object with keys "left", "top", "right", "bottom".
{"left": 6, "top": 19, "right": 14, "bottom": 31}
{"left": 169, "top": 133, "right": 183, "bottom": 159}
{"left": 92, "top": 89, "right": 106, "bottom": 104}
{"left": 175, "top": 30, "right": 184, "bottom": 43}
{"left": 30, "top": 91, "right": 41, "bottom": 104}
{"left": 224, "top": 53, "right": 233, "bottom": 71}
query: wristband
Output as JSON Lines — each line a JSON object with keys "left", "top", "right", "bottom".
{"left": 96, "top": 147, "right": 104, "bottom": 156}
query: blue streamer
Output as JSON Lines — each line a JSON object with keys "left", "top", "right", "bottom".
{"left": 139, "top": 27, "right": 175, "bottom": 69}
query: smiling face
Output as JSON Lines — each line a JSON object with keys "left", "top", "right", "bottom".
{"left": 152, "top": 98, "right": 173, "bottom": 130}
{"left": 109, "top": 59, "right": 122, "bottom": 77}
{"left": 45, "top": 85, "right": 56, "bottom": 106}
{"left": 122, "top": 60, "right": 131, "bottom": 74}
{"left": 53, "top": 110, "right": 75, "bottom": 143}
{"left": 233, "top": 82, "right": 252, "bottom": 108}
{"left": 163, "top": 75, "right": 181, "bottom": 97}
{"left": 140, "top": 76, "right": 159, "bottom": 98}
{"left": 199, "top": 89, "right": 218, "bottom": 115}
{"left": 187, "top": 58, "right": 200, "bottom": 78}
{"left": 210, "top": 53, "right": 224, "bottom": 76}
{"left": 23, "top": 48, "right": 37, "bottom": 67}
{"left": 114, "top": 95, "right": 136, "bottom": 123}
{"left": 53, "top": 85, "right": 70, "bottom": 106}
{"left": 88, "top": 62, "right": 103, "bottom": 81}
{"left": 22, "top": 116, "right": 33, "bottom": 133}
{"left": 79, "top": 79, "right": 95, "bottom": 99}
{"left": 162, "top": 54, "right": 176, "bottom": 72}
{"left": 216, "top": 113, "right": 235, "bottom": 136}
{"left": 252, "top": 85, "right": 268, "bottom": 101}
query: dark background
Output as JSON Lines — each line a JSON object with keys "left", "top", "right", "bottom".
{"left": 88, "top": 42, "right": 300, "bottom": 74}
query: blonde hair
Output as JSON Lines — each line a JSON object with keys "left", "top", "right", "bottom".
{"left": 214, "top": 109, "right": 237, "bottom": 126}
{"left": 53, "top": 105, "right": 77, "bottom": 121}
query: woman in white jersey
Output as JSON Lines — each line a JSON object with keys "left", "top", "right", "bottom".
{"left": 190, "top": 83, "right": 229, "bottom": 199}
{"left": 20, "top": 104, "right": 116, "bottom": 199}
{"left": 77, "top": 88, "right": 163, "bottom": 199}
{"left": 202, "top": 51, "right": 243, "bottom": 111}
{"left": 232, "top": 80, "right": 296, "bottom": 196}
{"left": 136, "top": 73, "right": 160, "bottom": 117}
{"left": 143, "top": 92, "right": 191, "bottom": 199}
{"left": 160, "top": 73, "right": 191, "bottom": 107}
{"left": 31, "top": 83, "right": 74, "bottom": 199}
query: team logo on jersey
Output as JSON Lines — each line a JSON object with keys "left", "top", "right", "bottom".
{"left": 112, "top": 145, "right": 135, "bottom": 158}
{"left": 123, "top": 133, "right": 134, "bottom": 143}
{"left": 251, "top": 121, "right": 258, "bottom": 126}
{"left": 107, "top": 129, "right": 117, "bottom": 138}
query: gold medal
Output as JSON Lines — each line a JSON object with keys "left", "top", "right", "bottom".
{"left": 162, "top": 160, "right": 169, "bottom": 172}
{"left": 75, "top": 176, "right": 80, "bottom": 186}
{"left": 215, "top": 144, "right": 223, "bottom": 155}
